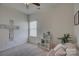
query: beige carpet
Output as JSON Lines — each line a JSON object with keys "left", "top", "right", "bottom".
{"left": 0, "top": 43, "right": 48, "bottom": 56}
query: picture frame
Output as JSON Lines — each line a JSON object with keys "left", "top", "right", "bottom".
{"left": 74, "top": 11, "right": 79, "bottom": 25}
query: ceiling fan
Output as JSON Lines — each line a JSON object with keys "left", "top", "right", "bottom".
{"left": 25, "top": 3, "right": 40, "bottom": 9}
{"left": 32, "top": 3, "right": 40, "bottom": 6}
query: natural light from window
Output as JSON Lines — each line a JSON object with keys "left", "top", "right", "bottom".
{"left": 30, "top": 21, "right": 37, "bottom": 37}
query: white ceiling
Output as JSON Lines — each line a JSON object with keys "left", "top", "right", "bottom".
{"left": 1, "top": 3, "right": 56, "bottom": 15}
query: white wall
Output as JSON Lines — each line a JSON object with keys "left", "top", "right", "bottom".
{"left": 74, "top": 4, "right": 79, "bottom": 47}
{"left": 51, "top": 4, "right": 74, "bottom": 43}
{"left": 0, "top": 5, "right": 28, "bottom": 51}
{"left": 29, "top": 4, "right": 74, "bottom": 44}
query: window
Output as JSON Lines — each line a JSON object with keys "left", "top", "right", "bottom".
{"left": 30, "top": 21, "right": 37, "bottom": 37}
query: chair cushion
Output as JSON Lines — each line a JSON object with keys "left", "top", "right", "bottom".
{"left": 65, "top": 43, "right": 76, "bottom": 49}
{"left": 55, "top": 48, "right": 66, "bottom": 56}
{"left": 54, "top": 44, "right": 65, "bottom": 51}
{"left": 66, "top": 48, "right": 77, "bottom": 56}
{"left": 47, "top": 49, "right": 55, "bottom": 56}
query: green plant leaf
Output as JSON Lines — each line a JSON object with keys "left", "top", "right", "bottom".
{"left": 58, "top": 33, "right": 72, "bottom": 44}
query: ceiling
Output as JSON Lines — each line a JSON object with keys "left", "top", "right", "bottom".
{"left": 1, "top": 3, "right": 56, "bottom": 15}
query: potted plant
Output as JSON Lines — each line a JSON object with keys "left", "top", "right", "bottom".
{"left": 58, "top": 33, "right": 72, "bottom": 44}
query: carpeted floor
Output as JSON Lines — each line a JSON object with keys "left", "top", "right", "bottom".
{"left": 0, "top": 43, "right": 48, "bottom": 56}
